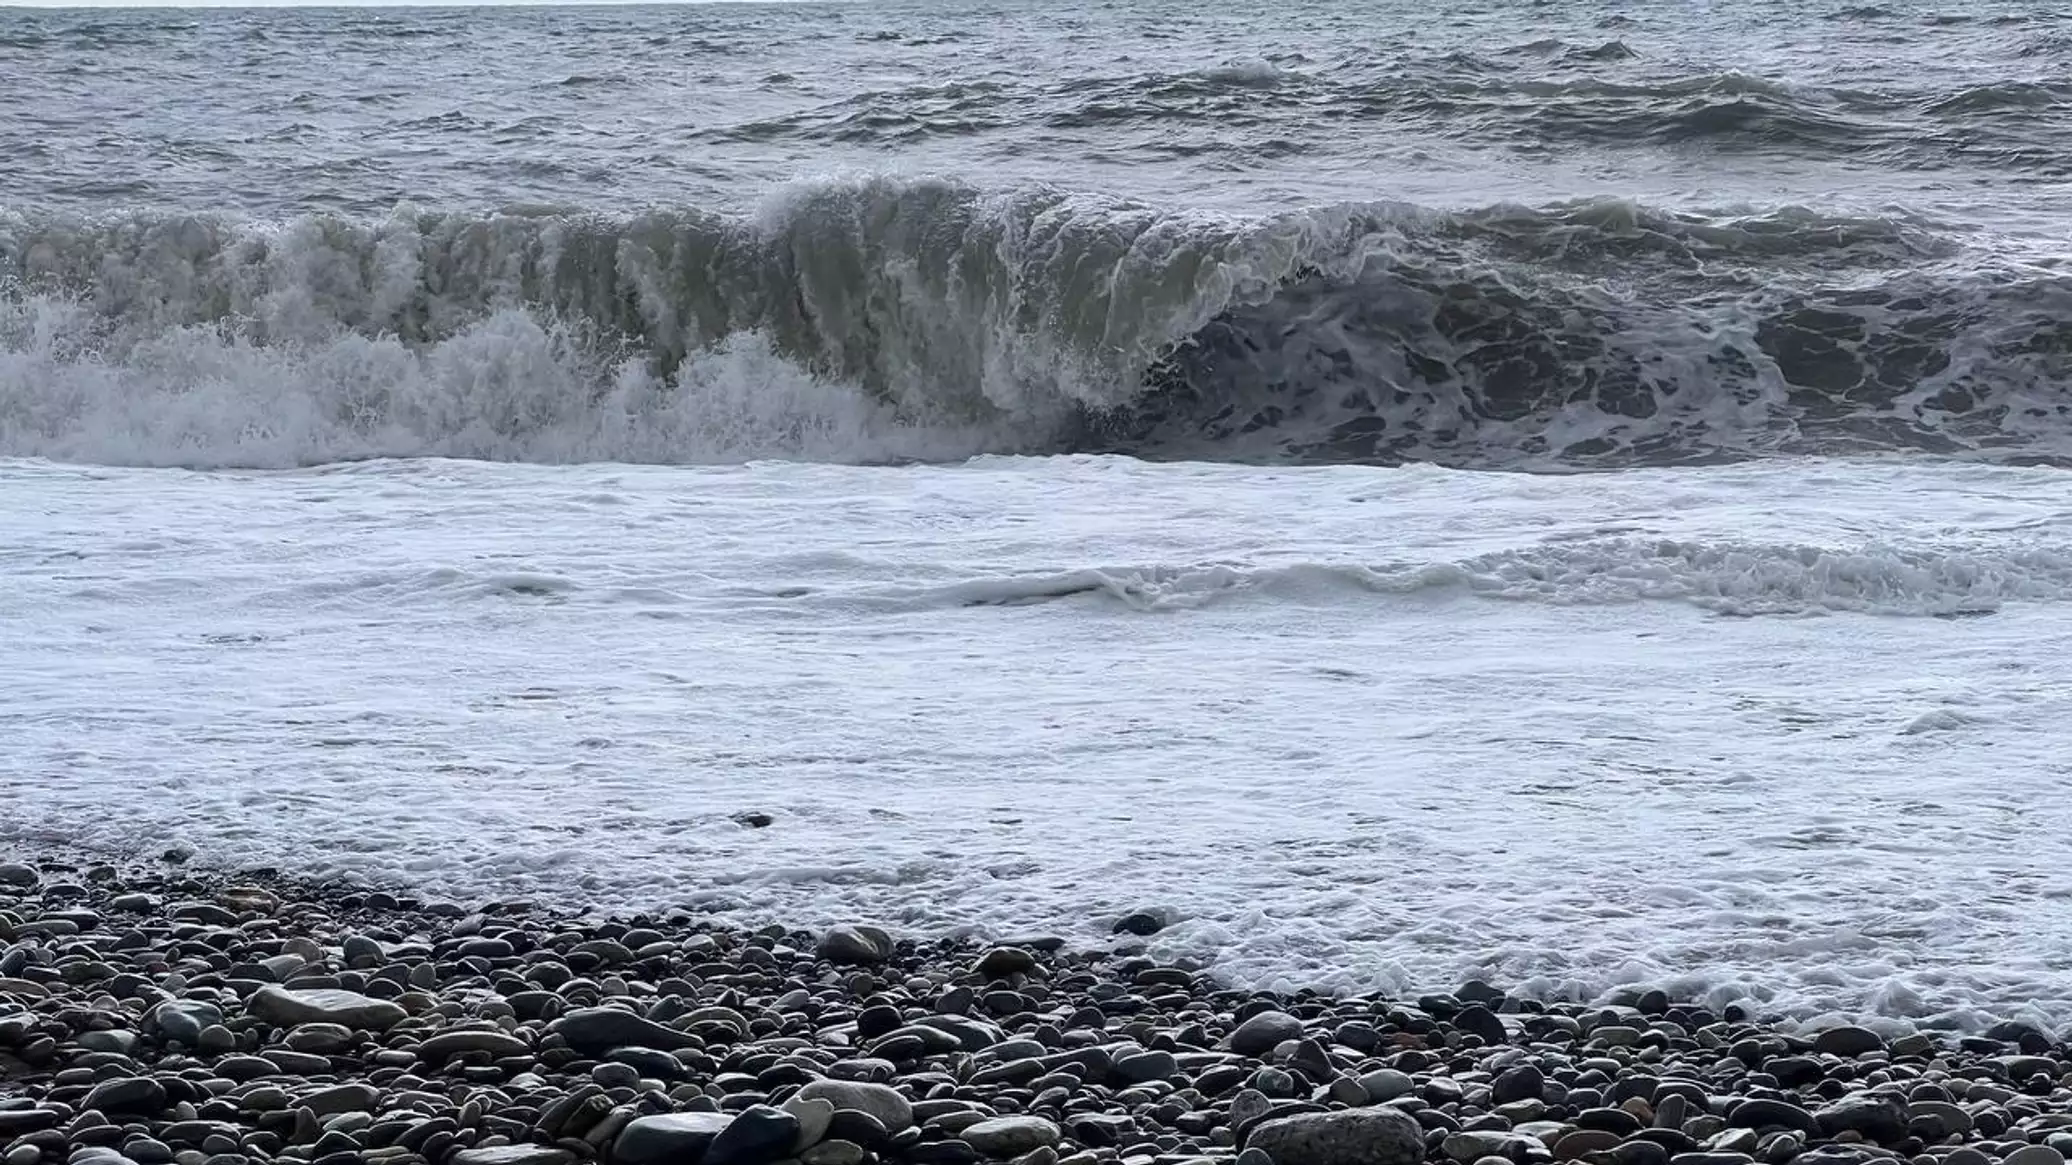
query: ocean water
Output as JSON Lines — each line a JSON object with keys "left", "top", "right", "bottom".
{"left": 6, "top": 0, "right": 2072, "bottom": 1033}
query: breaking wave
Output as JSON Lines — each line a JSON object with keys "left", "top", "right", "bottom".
{"left": 4, "top": 176, "right": 2071, "bottom": 469}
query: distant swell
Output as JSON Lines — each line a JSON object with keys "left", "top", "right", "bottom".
{"left": 4, "top": 177, "right": 2072, "bottom": 469}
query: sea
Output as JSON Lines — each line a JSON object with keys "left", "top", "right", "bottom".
{"left": 5, "top": 0, "right": 2072, "bottom": 1035}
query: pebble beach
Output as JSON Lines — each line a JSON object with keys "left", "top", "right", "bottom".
{"left": 6, "top": 859, "right": 2072, "bottom": 1165}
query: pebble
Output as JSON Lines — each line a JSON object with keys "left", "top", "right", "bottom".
{"left": 1229, "top": 1010, "right": 1304, "bottom": 1056}
{"left": 961, "top": 1118, "right": 1062, "bottom": 1158}
{"left": 613, "top": 1112, "right": 735, "bottom": 1165}
{"left": 703, "top": 1104, "right": 799, "bottom": 1165}
{"left": 817, "top": 925, "right": 895, "bottom": 965}
{"left": 796, "top": 1080, "right": 915, "bottom": 1135}
{"left": 247, "top": 986, "right": 406, "bottom": 1031}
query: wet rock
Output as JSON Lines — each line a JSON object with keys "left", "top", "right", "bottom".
{"left": 247, "top": 986, "right": 406, "bottom": 1031}
{"left": 817, "top": 926, "right": 895, "bottom": 965}
{"left": 796, "top": 1081, "right": 914, "bottom": 1136}
{"left": 83, "top": 1077, "right": 168, "bottom": 1116}
{"left": 1811, "top": 1027, "right": 1885, "bottom": 1058}
{"left": 704, "top": 1105, "right": 799, "bottom": 1165}
{"left": 615, "top": 1112, "right": 735, "bottom": 1165}
{"left": 551, "top": 1006, "right": 700, "bottom": 1053}
{"left": 1230, "top": 1011, "right": 1304, "bottom": 1056}
{"left": 1245, "top": 1108, "right": 1424, "bottom": 1165}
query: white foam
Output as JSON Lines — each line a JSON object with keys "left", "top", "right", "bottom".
{"left": 7, "top": 453, "right": 2072, "bottom": 1033}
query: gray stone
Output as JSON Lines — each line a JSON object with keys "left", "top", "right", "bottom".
{"left": 299, "top": 1084, "right": 378, "bottom": 1116}
{"left": 615, "top": 1112, "right": 735, "bottom": 1165}
{"left": 195, "top": 1025, "right": 236, "bottom": 1055}
{"left": 782, "top": 1097, "right": 836, "bottom": 1153}
{"left": 1814, "top": 1094, "right": 1908, "bottom": 1143}
{"left": 802, "top": 1143, "right": 866, "bottom": 1165}
{"left": 416, "top": 1029, "right": 530, "bottom": 1060}
{"left": 149, "top": 1001, "right": 223, "bottom": 1046}
{"left": 1491, "top": 1065, "right": 1543, "bottom": 1107}
{"left": 1230, "top": 1011, "right": 1304, "bottom": 1056}
{"left": 77, "top": 1030, "right": 139, "bottom": 1055}
{"left": 0, "top": 863, "right": 35, "bottom": 886}
{"left": 450, "top": 1150, "right": 576, "bottom": 1165}
{"left": 961, "top": 1118, "right": 1061, "bottom": 1158}
{"left": 1442, "top": 1132, "right": 1536, "bottom": 1163}
{"left": 1786, "top": 1151, "right": 1878, "bottom": 1165}
{"left": 1359, "top": 1069, "right": 1416, "bottom": 1103}
{"left": 817, "top": 925, "right": 894, "bottom": 965}
{"left": 247, "top": 986, "right": 406, "bottom": 1031}
{"left": 0, "top": 1110, "right": 60, "bottom": 1136}
{"left": 795, "top": 1080, "right": 914, "bottom": 1136}
{"left": 551, "top": 1006, "right": 700, "bottom": 1053}
{"left": 263, "top": 1050, "right": 331, "bottom": 1075}
{"left": 1725, "top": 1100, "right": 1819, "bottom": 1137}
{"left": 124, "top": 1140, "right": 174, "bottom": 1165}
{"left": 705, "top": 1105, "right": 799, "bottom": 1165}
{"left": 1113, "top": 1049, "right": 1178, "bottom": 1084}
{"left": 285, "top": 1024, "right": 355, "bottom": 1054}
{"left": 2003, "top": 1148, "right": 2066, "bottom": 1165}
{"left": 1245, "top": 1109, "right": 1424, "bottom": 1165}
{"left": 1554, "top": 1131, "right": 1623, "bottom": 1161}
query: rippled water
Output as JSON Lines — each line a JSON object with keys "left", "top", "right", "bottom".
{"left": 4, "top": 0, "right": 2071, "bottom": 221}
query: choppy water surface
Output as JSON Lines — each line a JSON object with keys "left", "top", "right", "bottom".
{"left": 6, "top": 0, "right": 2072, "bottom": 1033}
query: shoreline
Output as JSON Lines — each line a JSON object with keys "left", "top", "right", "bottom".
{"left": 4, "top": 856, "right": 2072, "bottom": 1165}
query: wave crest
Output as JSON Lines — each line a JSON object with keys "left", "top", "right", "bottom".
{"left": 3, "top": 178, "right": 2070, "bottom": 469}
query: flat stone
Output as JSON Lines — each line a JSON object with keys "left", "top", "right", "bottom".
{"left": 299, "top": 1084, "right": 378, "bottom": 1116}
{"left": 1246, "top": 1109, "right": 1424, "bottom": 1165}
{"left": 451, "top": 1150, "right": 576, "bottom": 1165}
{"left": 248, "top": 986, "right": 406, "bottom": 1032}
{"left": 2003, "top": 1148, "right": 2067, "bottom": 1165}
{"left": 796, "top": 1080, "right": 914, "bottom": 1136}
{"left": 416, "top": 1030, "right": 531, "bottom": 1060}
{"left": 551, "top": 1006, "right": 700, "bottom": 1053}
{"left": 961, "top": 1118, "right": 1061, "bottom": 1158}
{"left": 0, "top": 1110, "right": 61, "bottom": 1136}
{"left": 285, "top": 1024, "right": 355, "bottom": 1054}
